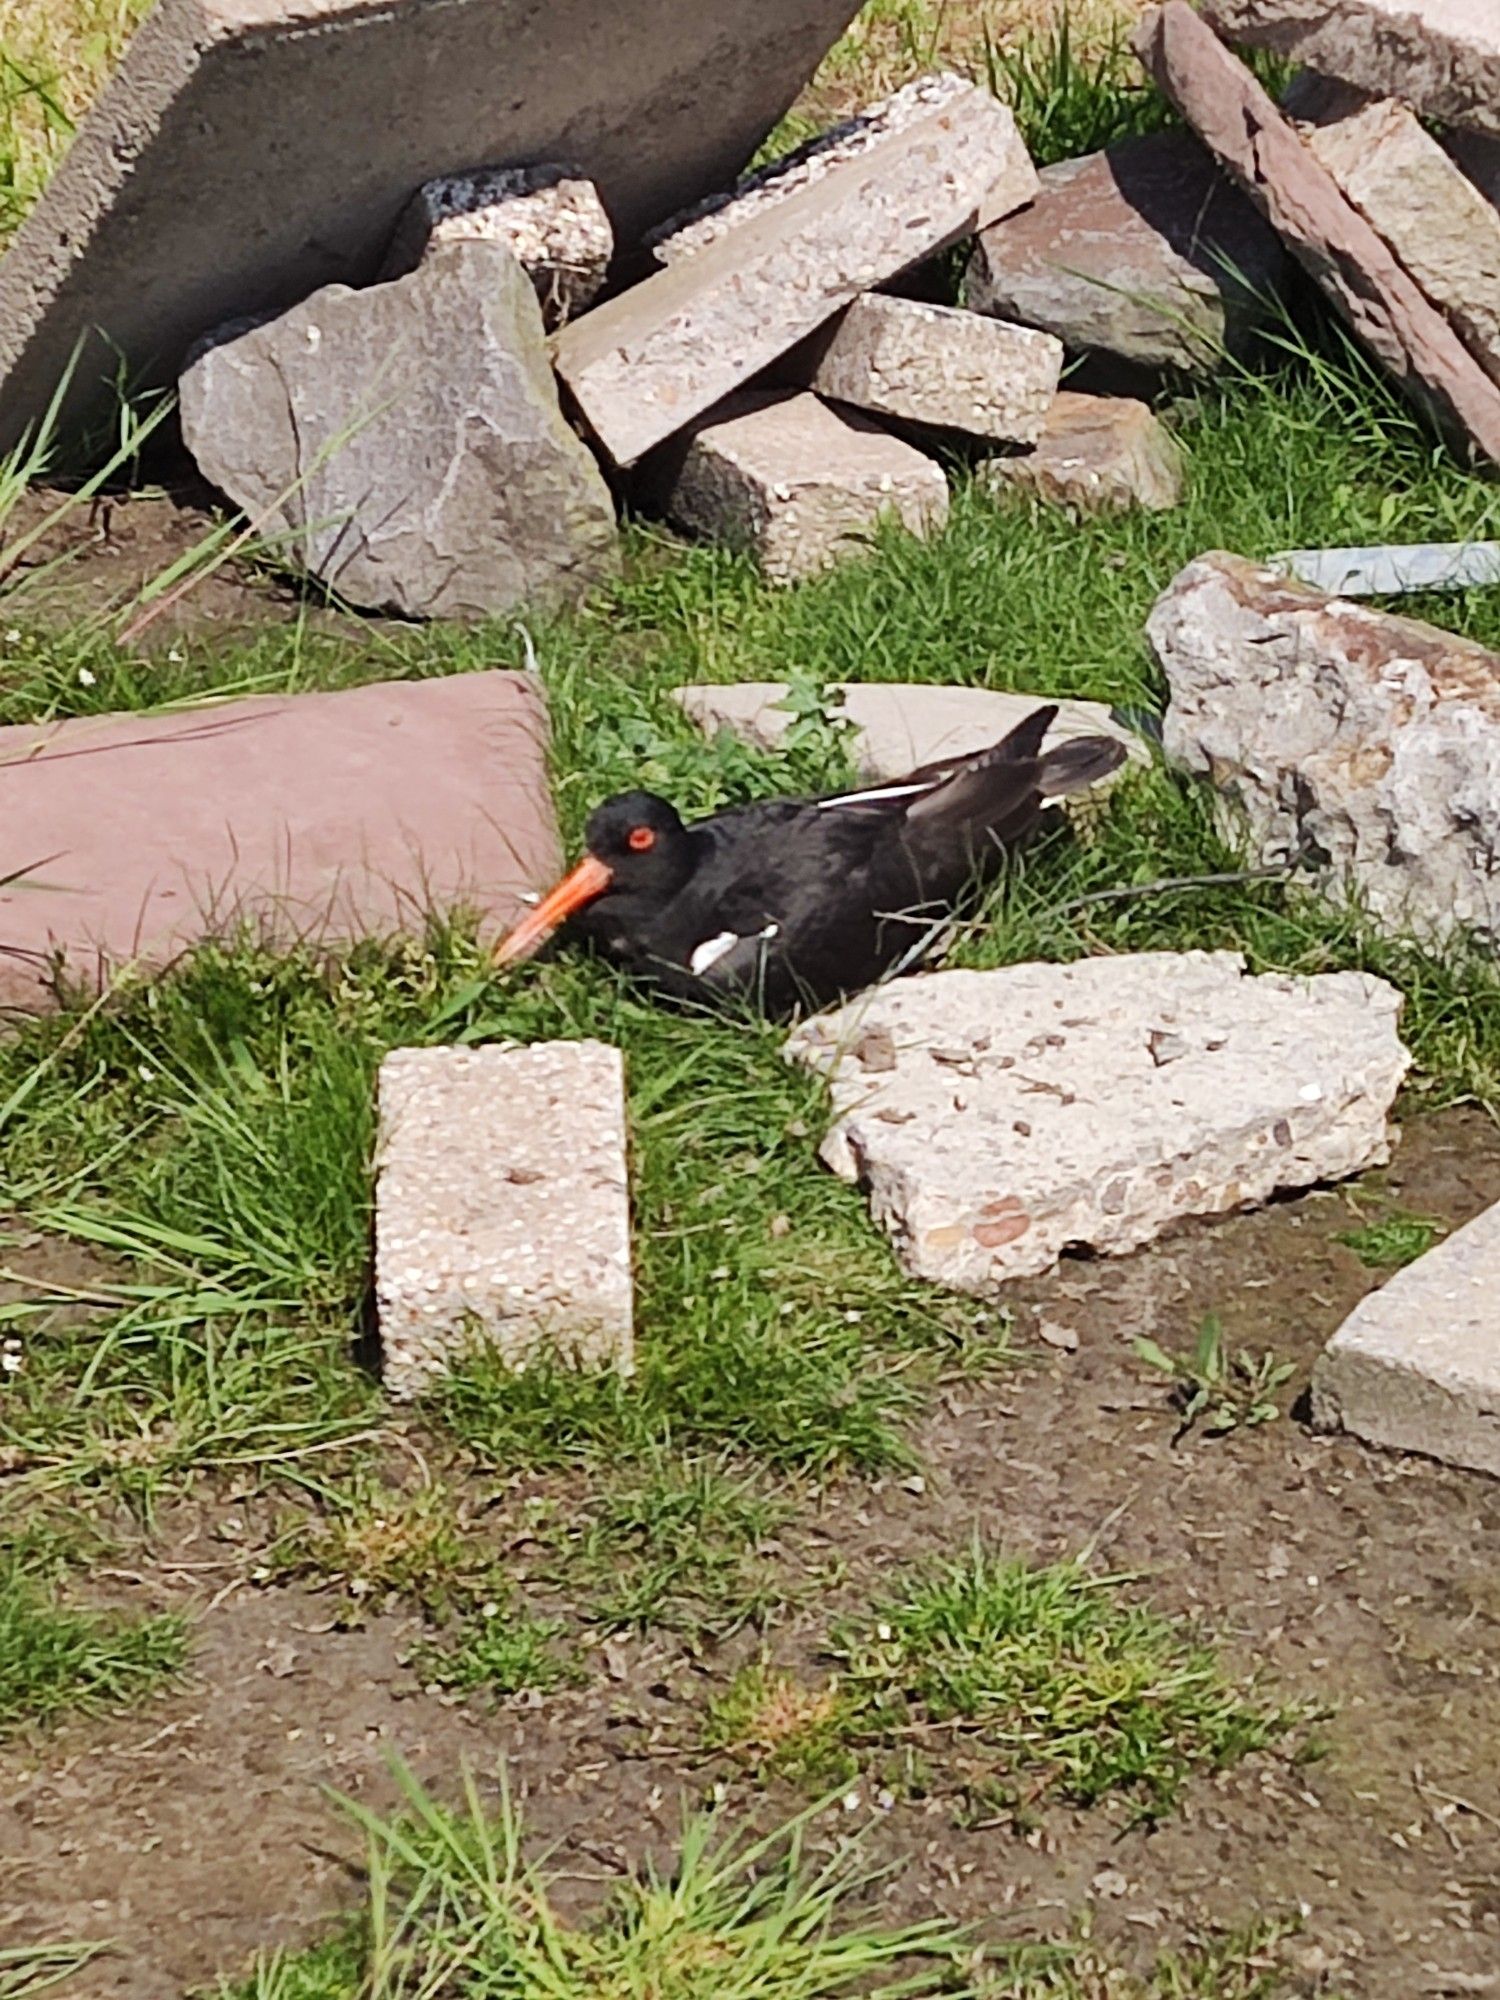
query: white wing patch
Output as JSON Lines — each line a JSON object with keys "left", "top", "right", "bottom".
{"left": 816, "top": 780, "right": 937, "bottom": 811}
{"left": 688, "top": 922, "right": 780, "bottom": 977}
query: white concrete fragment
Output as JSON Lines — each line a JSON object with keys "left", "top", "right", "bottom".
{"left": 976, "top": 392, "right": 1184, "bottom": 514}
{"left": 1314, "top": 1199, "right": 1500, "bottom": 1477}
{"left": 785, "top": 954, "right": 1408, "bottom": 1294}
{"left": 656, "top": 391, "right": 948, "bottom": 584}
{"left": 795, "top": 295, "right": 1061, "bottom": 447}
{"left": 1269, "top": 541, "right": 1500, "bottom": 596}
{"left": 375, "top": 1041, "right": 633, "bottom": 1399}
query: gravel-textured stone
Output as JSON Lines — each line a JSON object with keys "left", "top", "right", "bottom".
{"left": 976, "top": 391, "right": 1184, "bottom": 512}
{"left": 554, "top": 80, "right": 1035, "bottom": 467}
{"left": 965, "top": 130, "right": 1286, "bottom": 373}
{"left": 180, "top": 239, "right": 618, "bottom": 621}
{"left": 376, "top": 1041, "right": 633, "bottom": 1400}
{"left": 1203, "top": 0, "right": 1500, "bottom": 139}
{"left": 786, "top": 953, "right": 1408, "bottom": 1293}
{"left": 654, "top": 390, "right": 948, "bottom": 584}
{"left": 1151, "top": 551, "right": 1500, "bottom": 946}
{"left": 1136, "top": 1, "right": 1500, "bottom": 465}
{"left": 1314, "top": 1197, "right": 1500, "bottom": 1477}
{"left": 380, "top": 164, "right": 612, "bottom": 327}
{"left": 794, "top": 294, "right": 1061, "bottom": 446}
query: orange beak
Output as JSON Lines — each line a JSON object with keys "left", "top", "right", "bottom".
{"left": 493, "top": 853, "right": 614, "bottom": 967}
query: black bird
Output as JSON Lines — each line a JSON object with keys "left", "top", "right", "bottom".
{"left": 493, "top": 704, "right": 1126, "bottom": 1017}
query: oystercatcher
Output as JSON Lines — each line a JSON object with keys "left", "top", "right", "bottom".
{"left": 493, "top": 704, "right": 1125, "bottom": 1016}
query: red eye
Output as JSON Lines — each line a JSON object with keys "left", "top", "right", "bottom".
{"left": 627, "top": 825, "right": 656, "bottom": 853}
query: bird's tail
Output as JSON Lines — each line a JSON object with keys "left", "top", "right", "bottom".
{"left": 1035, "top": 731, "right": 1128, "bottom": 802}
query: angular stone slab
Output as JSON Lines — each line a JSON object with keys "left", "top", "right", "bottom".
{"left": 1202, "top": 0, "right": 1500, "bottom": 140}
{"left": 1269, "top": 540, "right": 1500, "bottom": 595}
{"left": 180, "top": 240, "right": 618, "bottom": 622}
{"left": 1291, "top": 79, "right": 1500, "bottom": 390}
{"left": 965, "top": 131, "right": 1287, "bottom": 373}
{"left": 1136, "top": 2, "right": 1500, "bottom": 466}
{"left": 673, "top": 678, "right": 1145, "bottom": 780}
{"left": 0, "top": 672, "right": 559, "bottom": 1015}
{"left": 794, "top": 295, "right": 1062, "bottom": 447}
{"left": 653, "top": 390, "right": 949, "bottom": 585}
{"left": 379, "top": 164, "right": 613, "bottom": 328}
{"left": 1314, "top": 1198, "right": 1500, "bottom": 1477}
{"left": 554, "top": 82, "right": 1033, "bottom": 467}
{"left": 976, "top": 391, "right": 1185, "bottom": 513}
{"left": 1151, "top": 551, "right": 1500, "bottom": 946}
{"left": 0, "top": 0, "right": 863, "bottom": 455}
{"left": 376, "top": 1041, "right": 633, "bottom": 1400}
{"left": 785, "top": 953, "right": 1408, "bottom": 1294}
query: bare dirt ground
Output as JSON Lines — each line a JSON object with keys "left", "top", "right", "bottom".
{"left": 5, "top": 1105, "right": 1499, "bottom": 2000}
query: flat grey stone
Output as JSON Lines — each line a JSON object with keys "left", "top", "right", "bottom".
{"left": 1269, "top": 541, "right": 1500, "bottom": 595}
{"left": 976, "top": 391, "right": 1185, "bottom": 513}
{"left": 965, "top": 130, "right": 1287, "bottom": 373}
{"left": 0, "top": 0, "right": 863, "bottom": 455}
{"left": 554, "top": 80, "right": 1035, "bottom": 467}
{"left": 180, "top": 239, "right": 618, "bottom": 621}
{"left": 1314, "top": 1198, "right": 1500, "bottom": 1478}
{"left": 376, "top": 1041, "right": 633, "bottom": 1400}
{"left": 1151, "top": 551, "right": 1500, "bottom": 946}
{"left": 795, "top": 294, "right": 1062, "bottom": 447}
{"left": 786, "top": 953, "right": 1408, "bottom": 1293}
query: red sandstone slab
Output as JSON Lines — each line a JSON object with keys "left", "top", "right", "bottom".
{"left": 0, "top": 672, "right": 559, "bottom": 1013}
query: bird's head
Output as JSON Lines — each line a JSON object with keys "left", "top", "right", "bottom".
{"left": 493, "top": 790, "right": 691, "bottom": 967}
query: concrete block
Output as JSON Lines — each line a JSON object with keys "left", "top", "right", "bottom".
{"left": 379, "top": 164, "right": 612, "bottom": 328}
{"left": 1269, "top": 541, "right": 1500, "bottom": 595}
{"left": 655, "top": 390, "right": 949, "bottom": 585}
{"left": 976, "top": 391, "right": 1185, "bottom": 513}
{"left": 0, "top": 0, "right": 863, "bottom": 455}
{"left": 554, "top": 81, "right": 1033, "bottom": 467}
{"left": 0, "top": 672, "right": 561, "bottom": 1017}
{"left": 376, "top": 1041, "right": 633, "bottom": 1400}
{"left": 1314, "top": 1198, "right": 1500, "bottom": 1477}
{"left": 795, "top": 294, "right": 1062, "bottom": 447}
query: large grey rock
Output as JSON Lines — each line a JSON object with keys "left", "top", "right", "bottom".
{"left": 554, "top": 81, "right": 1035, "bottom": 467}
{"left": 0, "top": 0, "right": 864, "bottom": 456}
{"left": 1151, "top": 551, "right": 1500, "bottom": 946}
{"left": 976, "top": 391, "right": 1185, "bottom": 513}
{"left": 1136, "top": 3, "right": 1500, "bottom": 465}
{"left": 785, "top": 954, "right": 1408, "bottom": 1294}
{"left": 964, "top": 131, "right": 1287, "bottom": 373}
{"left": 1314, "top": 1197, "right": 1500, "bottom": 1478}
{"left": 1202, "top": 0, "right": 1500, "bottom": 140}
{"left": 180, "top": 240, "right": 618, "bottom": 621}
{"left": 376, "top": 1042, "right": 633, "bottom": 1400}
{"left": 1291, "top": 79, "right": 1500, "bottom": 390}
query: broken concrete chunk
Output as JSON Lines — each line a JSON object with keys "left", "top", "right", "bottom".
{"left": 376, "top": 1041, "right": 633, "bottom": 1400}
{"left": 1291, "top": 79, "right": 1500, "bottom": 391}
{"left": 554, "top": 82, "right": 1034, "bottom": 467}
{"left": 1151, "top": 551, "right": 1500, "bottom": 947}
{"left": 964, "top": 131, "right": 1287, "bottom": 373}
{"left": 0, "top": 672, "right": 561, "bottom": 1016}
{"left": 794, "top": 295, "right": 1061, "bottom": 447}
{"left": 1269, "top": 541, "right": 1500, "bottom": 595}
{"left": 1136, "top": 3, "right": 1500, "bottom": 465}
{"left": 976, "top": 391, "right": 1184, "bottom": 513}
{"left": 672, "top": 679, "right": 1145, "bottom": 780}
{"left": 648, "top": 72, "right": 1038, "bottom": 264}
{"left": 0, "top": 0, "right": 865, "bottom": 457}
{"left": 1314, "top": 1197, "right": 1500, "bottom": 1478}
{"left": 786, "top": 953, "right": 1408, "bottom": 1293}
{"left": 1202, "top": 0, "right": 1500, "bottom": 140}
{"left": 380, "top": 164, "right": 612, "bottom": 327}
{"left": 180, "top": 239, "right": 618, "bottom": 621}
{"left": 654, "top": 391, "right": 948, "bottom": 585}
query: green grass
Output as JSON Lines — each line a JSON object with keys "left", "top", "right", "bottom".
{"left": 1134, "top": 1316, "right": 1296, "bottom": 1437}
{"left": 1336, "top": 1211, "right": 1447, "bottom": 1270}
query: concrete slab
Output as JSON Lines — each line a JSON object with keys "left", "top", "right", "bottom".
{"left": 0, "top": 0, "right": 863, "bottom": 456}
{"left": 0, "top": 671, "right": 559, "bottom": 1014}
{"left": 1314, "top": 1199, "right": 1500, "bottom": 1477}
{"left": 976, "top": 391, "right": 1185, "bottom": 513}
{"left": 1269, "top": 541, "right": 1500, "bottom": 595}
{"left": 375, "top": 1040, "right": 633, "bottom": 1400}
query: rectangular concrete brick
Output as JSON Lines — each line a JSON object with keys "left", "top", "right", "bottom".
{"left": 795, "top": 295, "right": 1062, "bottom": 447}
{"left": 554, "top": 81, "right": 1033, "bottom": 468}
{"left": 0, "top": 672, "right": 559, "bottom": 1015}
{"left": 654, "top": 389, "right": 949, "bottom": 585}
{"left": 1313, "top": 1198, "right": 1500, "bottom": 1477}
{"left": 375, "top": 1041, "right": 634, "bottom": 1399}
{"left": 0, "top": 0, "right": 863, "bottom": 455}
